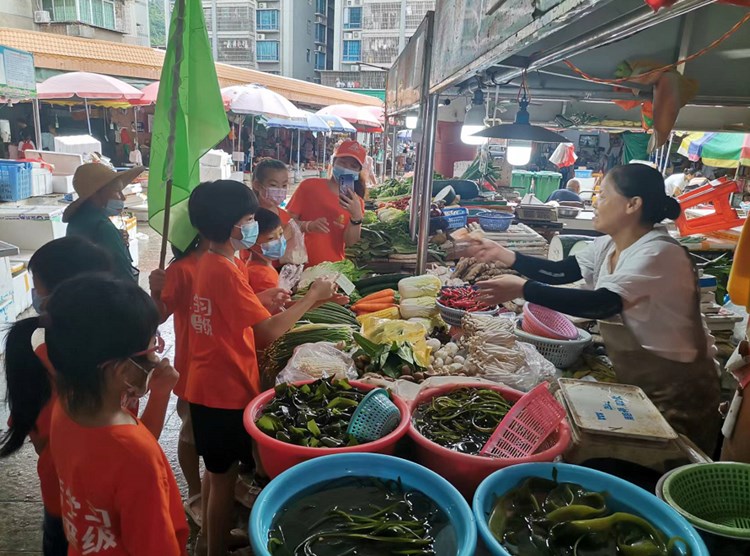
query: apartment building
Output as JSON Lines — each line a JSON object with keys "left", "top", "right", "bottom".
{"left": 324, "top": 0, "right": 434, "bottom": 96}
{"left": 1, "top": 0, "right": 151, "bottom": 46}
{"left": 203, "top": 0, "right": 258, "bottom": 69}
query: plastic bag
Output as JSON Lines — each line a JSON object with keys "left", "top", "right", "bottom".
{"left": 278, "top": 264, "right": 304, "bottom": 291}
{"left": 479, "top": 342, "right": 558, "bottom": 392}
{"left": 361, "top": 318, "right": 431, "bottom": 368}
{"left": 275, "top": 342, "right": 357, "bottom": 385}
{"left": 280, "top": 219, "right": 308, "bottom": 265}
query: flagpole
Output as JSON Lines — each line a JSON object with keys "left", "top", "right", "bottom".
{"left": 159, "top": 0, "right": 186, "bottom": 270}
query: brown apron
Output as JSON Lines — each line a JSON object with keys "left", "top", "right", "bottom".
{"left": 597, "top": 237, "right": 721, "bottom": 455}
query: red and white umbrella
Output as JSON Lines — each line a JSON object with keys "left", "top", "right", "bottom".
{"left": 316, "top": 104, "right": 382, "bottom": 131}
{"left": 221, "top": 83, "right": 303, "bottom": 119}
{"left": 134, "top": 81, "right": 232, "bottom": 110}
{"left": 37, "top": 71, "right": 144, "bottom": 134}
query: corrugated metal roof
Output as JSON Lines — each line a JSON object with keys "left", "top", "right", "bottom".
{"left": 0, "top": 27, "right": 382, "bottom": 108}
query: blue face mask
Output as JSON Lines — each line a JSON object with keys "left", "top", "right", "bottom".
{"left": 332, "top": 165, "right": 359, "bottom": 184}
{"left": 104, "top": 199, "right": 125, "bottom": 216}
{"left": 31, "top": 288, "right": 46, "bottom": 314}
{"left": 261, "top": 236, "right": 287, "bottom": 260}
{"left": 230, "top": 220, "right": 259, "bottom": 251}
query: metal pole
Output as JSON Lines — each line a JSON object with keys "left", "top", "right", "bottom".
{"left": 409, "top": 118, "right": 424, "bottom": 240}
{"left": 163, "top": 0, "right": 170, "bottom": 44}
{"left": 398, "top": 0, "right": 407, "bottom": 53}
{"left": 32, "top": 99, "right": 42, "bottom": 151}
{"left": 211, "top": 0, "right": 218, "bottom": 61}
{"left": 84, "top": 98, "right": 92, "bottom": 135}
{"left": 663, "top": 132, "right": 675, "bottom": 174}
{"left": 391, "top": 125, "right": 398, "bottom": 179}
{"left": 416, "top": 95, "right": 439, "bottom": 275}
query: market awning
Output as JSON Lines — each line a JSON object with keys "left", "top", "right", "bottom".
{"left": 677, "top": 132, "right": 750, "bottom": 168}
{"left": 0, "top": 27, "right": 381, "bottom": 109}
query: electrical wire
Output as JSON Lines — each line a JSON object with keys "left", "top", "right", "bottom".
{"left": 562, "top": 10, "right": 750, "bottom": 85}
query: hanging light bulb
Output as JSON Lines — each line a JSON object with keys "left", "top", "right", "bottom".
{"left": 506, "top": 139, "right": 533, "bottom": 166}
{"left": 461, "top": 89, "right": 487, "bottom": 145}
{"left": 405, "top": 115, "right": 418, "bottom": 129}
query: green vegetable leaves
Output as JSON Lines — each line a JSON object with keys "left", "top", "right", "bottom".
{"left": 353, "top": 333, "right": 422, "bottom": 379}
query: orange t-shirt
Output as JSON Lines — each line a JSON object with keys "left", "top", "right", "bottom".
{"left": 161, "top": 254, "right": 200, "bottom": 399}
{"left": 185, "top": 252, "right": 271, "bottom": 409}
{"left": 239, "top": 207, "right": 290, "bottom": 264}
{"left": 277, "top": 207, "right": 291, "bottom": 226}
{"left": 286, "top": 178, "right": 364, "bottom": 266}
{"left": 50, "top": 404, "right": 188, "bottom": 556}
{"left": 246, "top": 260, "right": 279, "bottom": 293}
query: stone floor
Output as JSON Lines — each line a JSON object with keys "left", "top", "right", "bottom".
{"left": 0, "top": 223, "right": 197, "bottom": 554}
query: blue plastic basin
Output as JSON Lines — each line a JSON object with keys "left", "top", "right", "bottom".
{"left": 250, "top": 453, "right": 477, "bottom": 555}
{"left": 473, "top": 462, "right": 709, "bottom": 556}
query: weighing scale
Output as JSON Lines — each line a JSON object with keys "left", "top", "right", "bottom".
{"left": 557, "top": 379, "right": 710, "bottom": 472}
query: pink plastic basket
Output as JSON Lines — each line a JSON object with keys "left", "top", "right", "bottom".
{"left": 479, "top": 383, "right": 568, "bottom": 459}
{"left": 522, "top": 303, "right": 578, "bottom": 340}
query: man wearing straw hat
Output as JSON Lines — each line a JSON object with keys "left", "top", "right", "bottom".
{"left": 63, "top": 163, "right": 145, "bottom": 282}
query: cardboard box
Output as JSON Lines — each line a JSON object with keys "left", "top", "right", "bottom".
{"left": 52, "top": 175, "right": 75, "bottom": 194}
{"left": 0, "top": 206, "right": 67, "bottom": 250}
{"left": 11, "top": 266, "right": 31, "bottom": 316}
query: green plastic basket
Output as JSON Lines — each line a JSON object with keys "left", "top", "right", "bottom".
{"left": 661, "top": 462, "right": 750, "bottom": 540}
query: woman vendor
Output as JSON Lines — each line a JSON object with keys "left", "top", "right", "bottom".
{"left": 286, "top": 140, "right": 366, "bottom": 266}
{"left": 467, "top": 164, "right": 721, "bottom": 454}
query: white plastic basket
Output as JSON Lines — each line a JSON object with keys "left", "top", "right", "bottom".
{"left": 514, "top": 322, "right": 592, "bottom": 368}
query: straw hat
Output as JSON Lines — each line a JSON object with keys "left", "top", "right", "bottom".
{"left": 63, "top": 163, "right": 145, "bottom": 223}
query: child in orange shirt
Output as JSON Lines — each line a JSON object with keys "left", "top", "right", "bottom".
{"left": 245, "top": 208, "right": 283, "bottom": 294}
{"left": 185, "top": 180, "right": 338, "bottom": 556}
{"left": 252, "top": 158, "right": 290, "bottom": 226}
{"left": 6, "top": 274, "right": 188, "bottom": 555}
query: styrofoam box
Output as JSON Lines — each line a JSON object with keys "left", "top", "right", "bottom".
{"left": 24, "top": 150, "right": 84, "bottom": 176}
{"left": 200, "top": 164, "right": 231, "bottom": 182}
{"left": 31, "top": 168, "right": 53, "bottom": 197}
{"left": 201, "top": 149, "right": 232, "bottom": 168}
{"left": 11, "top": 266, "right": 31, "bottom": 317}
{"left": 0, "top": 206, "right": 67, "bottom": 251}
{"left": 54, "top": 135, "right": 102, "bottom": 157}
{"left": 52, "top": 175, "right": 75, "bottom": 194}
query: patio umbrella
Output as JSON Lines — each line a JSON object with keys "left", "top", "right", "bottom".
{"left": 677, "top": 132, "right": 750, "bottom": 168}
{"left": 222, "top": 83, "right": 303, "bottom": 156}
{"left": 316, "top": 113, "right": 357, "bottom": 133}
{"left": 37, "top": 71, "right": 143, "bottom": 134}
{"left": 316, "top": 104, "right": 382, "bottom": 131}
{"left": 267, "top": 110, "right": 331, "bottom": 171}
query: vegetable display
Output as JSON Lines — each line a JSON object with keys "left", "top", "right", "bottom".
{"left": 268, "top": 476, "right": 455, "bottom": 555}
{"left": 301, "top": 302, "right": 359, "bottom": 327}
{"left": 355, "top": 273, "right": 412, "bottom": 297}
{"left": 298, "top": 260, "right": 365, "bottom": 291}
{"left": 488, "top": 476, "right": 689, "bottom": 555}
{"left": 256, "top": 377, "right": 366, "bottom": 448}
{"left": 369, "top": 177, "right": 413, "bottom": 199}
{"left": 353, "top": 333, "right": 426, "bottom": 381}
{"left": 461, "top": 314, "right": 527, "bottom": 377}
{"left": 261, "top": 324, "right": 354, "bottom": 387}
{"left": 438, "top": 286, "right": 495, "bottom": 312}
{"left": 351, "top": 289, "right": 398, "bottom": 315}
{"left": 413, "top": 387, "right": 514, "bottom": 454}
{"left": 452, "top": 257, "right": 518, "bottom": 284}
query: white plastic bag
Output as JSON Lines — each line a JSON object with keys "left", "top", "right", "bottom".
{"left": 280, "top": 219, "right": 308, "bottom": 265}
{"left": 275, "top": 342, "right": 357, "bottom": 385}
{"left": 278, "top": 264, "right": 304, "bottom": 291}
{"left": 479, "top": 342, "right": 558, "bottom": 392}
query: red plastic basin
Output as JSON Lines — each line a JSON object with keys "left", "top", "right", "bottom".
{"left": 244, "top": 380, "right": 410, "bottom": 479}
{"left": 407, "top": 382, "right": 571, "bottom": 499}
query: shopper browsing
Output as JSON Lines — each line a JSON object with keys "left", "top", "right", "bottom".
{"left": 185, "top": 180, "right": 338, "bottom": 556}
{"left": 286, "top": 140, "right": 367, "bottom": 265}
{"left": 13, "top": 274, "right": 187, "bottom": 555}
{"left": 252, "top": 158, "right": 291, "bottom": 226}
{"left": 466, "top": 164, "right": 721, "bottom": 455}
{"left": 245, "top": 208, "right": 285, "bottom": 295}
{"left": 64, "top": 163, "right": 144, "bottom": 282}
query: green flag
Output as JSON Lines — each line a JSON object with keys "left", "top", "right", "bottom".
{"left": 148, "top": 0, "right": 230, "bottom": 252}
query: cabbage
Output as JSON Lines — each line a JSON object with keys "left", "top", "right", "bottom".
{"left": 398, "top": 275, "right": 442, "bottom": 299}
{"left": 377, "top": 208, "right": 405, "bottom": 224}
{"left": 399, "top": 296, "right": 438, "bottom": 319}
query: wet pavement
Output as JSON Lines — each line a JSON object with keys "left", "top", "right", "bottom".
{"left": 0, "top": 223, "right": 205, "bottom": 555}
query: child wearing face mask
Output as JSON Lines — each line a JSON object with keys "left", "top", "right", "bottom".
{"left": 185, "top": 180, "right": 339, "bottom": 555}
{"left": 245, "top": 208, "right": 285, "bottom": 295}
{"left": 252, "top": 158, "right": 290, "bottom": 223}
{"left": 6, "top": 274, "right": 188, "bottom": 555}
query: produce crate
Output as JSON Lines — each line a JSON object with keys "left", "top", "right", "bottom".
{"left": 0, "top": 161, "right": 32, "bottom": 202}
{"left": 511, "top": 170, "right": 534, "bottom": 196}
{"left": 535, "top": 171, "right": 562, "bottom": 202}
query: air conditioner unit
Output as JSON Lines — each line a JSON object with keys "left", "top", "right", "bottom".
{"left": 258, "top": 2, "right": 267, "bottom": 8}
{"left": 353, "top": 32, "right": 360, "bottom": 39}
{"left": 34, "top": 10, "right": 51, "bottom": 24}
{"left": 344, "top": 32, "right": 352, "bottom": 39}
{"left": 257, "top": 33, "right": 266, "bottom": 40}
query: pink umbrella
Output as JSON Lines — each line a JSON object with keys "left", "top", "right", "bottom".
{"left": 37, "top": 71, "right": 143, "bottom": 134}
{"left": 134, "top": 81, "right": 232, "bottom": 110}
{"left": 317, "top": 104, "right": 382, "bottom": 131}
{"left": 364, "top": 105, "right": 385, "bottom": 125}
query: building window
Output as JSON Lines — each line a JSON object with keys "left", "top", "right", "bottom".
{"left": 307, "top": 20, "right": 312, "bottom": 35}
{"left": 314, "top": 23, "right": 326, "bottom": 44}
{"left": 256, "top": 40, "right": 280, "bottom": 62}
{"left": 256, "top": 9, "right": 279, "bottom": 31}
{"left": 315, "top": 51, "right": 326, "bottom": 70}
{"left": 43, "top": 0, "right": 116, "bottom": 30}
{"left": 344, "top": 7, "right": 362, "bottom": 30}
{"left": 316, "top": 0, "right": 326, "bottom": 14}
{"left": 342, "top": 40, "right": 361, "bottom": 63}
{"left": 306, "top": 49, "right": 311, "bottom": 63}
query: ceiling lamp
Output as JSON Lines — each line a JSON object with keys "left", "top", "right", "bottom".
{"left": 461, "top": 89, "right": 488, "bottom": 145}
{"left": 471, "top": 76, "right": 567, "bottom": 150}
{"left": 506, "top": 139, "right": 533, "bottom": 166}
{"left": 405, "top": 114, "right": 418, "bottom": 129}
